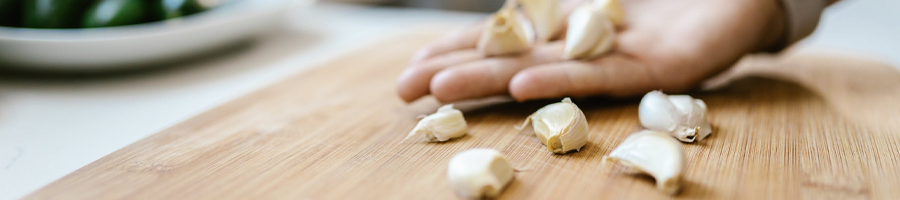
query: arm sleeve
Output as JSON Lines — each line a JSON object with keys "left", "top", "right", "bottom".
{"left": 778, "top": 0, "right": 832, "bottom": 45}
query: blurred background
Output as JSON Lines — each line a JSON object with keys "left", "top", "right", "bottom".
{"left": 0, "top": 0, "right": 898, "bottom": 199}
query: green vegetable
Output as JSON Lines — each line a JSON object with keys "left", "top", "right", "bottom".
{"left": 153, "top": 0, "right": 206, "bottom": 20}
{"left": 81, "top": 0, "right": 149, "bottom": 28}
{"left": 22, "top": 0, "right": 95, "bottom": 28}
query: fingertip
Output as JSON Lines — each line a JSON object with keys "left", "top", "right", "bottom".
{"left": 397, "top": 89, "right": 418, "bottom": 103}
{"left": 396, "top": 67, "right": 428, "bottom": 103}
{"left": 508, "top": 73, "right": 531, "bottom": 102}
{"left": 399, "top": 50, "right": 489, "bottom": 103}
{"left": 429, "top": 70, "right": 463, "bottom": 103}
{"left": 509, "top": 69, "right": 557, "bottom": 102}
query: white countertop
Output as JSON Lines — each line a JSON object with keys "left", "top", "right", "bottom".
{"left": 1, "top": 1, "right": 898, "bottom": 199}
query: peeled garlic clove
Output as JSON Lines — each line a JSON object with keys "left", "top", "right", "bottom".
{"left": 447, "top": 148, "right": 515, "bottom": 199}
{"left": 403, "top": 104, "right": 467, "bottom": 142}
{"left": 592, "top": 0, "right": 626, "bottom": 27}
{"left": 520, "top": 97, "right": 588, "bottom": 154}
{"left": 477, "top": 7, "right": 535, "bottom": 57}
{"left": 638, "top": 91, "right": 712, "bottom": 142}
{"left": 563, "top": 4, "right": 615, "bottom": 60}
{"left": 603, "top": 130, "right": 685, "bottom": 195}
{"left": 518, "top": 0, "right": 561, "bottom": 42}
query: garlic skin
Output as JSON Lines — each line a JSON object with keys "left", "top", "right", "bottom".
{"left": 638, "top": 91, "right": 712, "bottom": 142}
{"left": 447, "top": 148, "right": 515, "bottom": 199}
{"left": 403, "top": 104, "right": 467, "bottom": 142}
{"left": 592, "top": 0, "right": 626, "bottom": 27}
{"left": 477, "top": 6, "right": 536, "bottom": 57}
{"left": 563, "top": 4, "right": 616, "bottom": 60}
{"left": 519, "top": 97, "right": 588, "bottom": 154}
{"left": 518, "top": 0, "right": 561, "bottom": 42}
{"left": 603, "top": 130, "right": 685, "bottom": 195}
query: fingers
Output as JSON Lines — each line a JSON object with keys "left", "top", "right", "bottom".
{"left": 409, "top": 23, "right": 485, "bottom": 64}
{"left": 397, "top": 50, "right": 485, "bottom": 102}
{"left": 428, "top": 43, "right": 566, "bottom": 102}
{"left": 408, "top": 0, "right": 587, "bottom": 64}
{"left": 429, "top": 58, "right": 525, "bottom": 102}
{"left": 509, "top": 55, "right": 661, "bottom": 101}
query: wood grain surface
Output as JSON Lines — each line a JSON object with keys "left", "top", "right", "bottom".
{"left": 26, "top": 31, "right": 900, "bottom": 200}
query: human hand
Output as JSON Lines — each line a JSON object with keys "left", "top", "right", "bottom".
{"left": 397, "top": 0, "right": 786, "bottom": 103}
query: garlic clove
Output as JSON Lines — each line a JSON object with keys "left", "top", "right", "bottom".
{"left": 638, "top": 91, "right": 712, "bottom": 142}
{"left": 668, "top": 95, "right": 698, "bottom": 114}
{"left": 583, "top": 20, "right": 616, "bottom": 58}
{"left": 403, "top": 104, "right": 467, "bottom": 143}
{"left": 638, "top": 91, "right": 680, "bottom": 132}
{"left": 698, "top": 119, "right": 712, "bottom": 141}
{"left": 694, "top": 98, "right": 708, "bottom": 111}
{"left": 520, "top": 97, "right": 589, "bottom": 154}
{"left": 603, "top": 130, "right": 685, "bottom": 195}
{"left": 691, "top": 98, "right": 712, "bottom": 140}
{"left": 563, "top": 4, "right": 616, "bottom": 60}
{"left": 592, "top": 0, "right": 626, "bottom": 27}
{"left": 447, "top": 148, "right": 515, "bottom": 199}
{"left": 518, "top": 0, "right": 561, "bottom": 42}
{"left": 563, "top": 4, "right": 603, "bottom": 60}
{"left": 477, "top": 6, "right": 536, "bottom": 57}
{"left": 668, "top": 95, "right": 711, "bottom": 141}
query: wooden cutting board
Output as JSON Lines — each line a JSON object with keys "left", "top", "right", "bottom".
{"left": 26, "top": 31, "right": 900, "bottom": 199}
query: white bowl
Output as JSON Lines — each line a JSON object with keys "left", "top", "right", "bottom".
{"left": 0, "top": 0, "right": 313, "bottom": 71}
